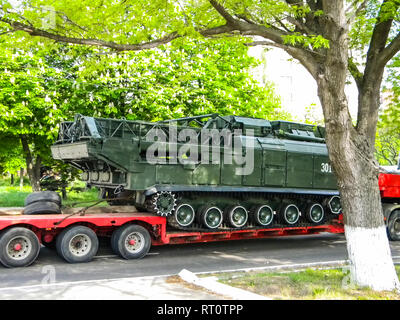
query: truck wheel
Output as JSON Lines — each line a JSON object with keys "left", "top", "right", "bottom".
{"left": 111, "top": 224, "right": 151, "bottom": 259}
{"left": 25, "top": 191, "right": 61, "bottom": 207}
{"left": 387, "top": 210, "right": 400, "bottom": 241}
{"left": 23, "top": 201, "right": 61, "bottom": 215}
{"left": 0, "top": 227, "right": 41, "bottom": 268}
{"left": 56, "top": 226, "right": 99, "bottom": 263}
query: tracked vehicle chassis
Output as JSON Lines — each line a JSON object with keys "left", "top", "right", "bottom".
{"left": 137, "top": 190, "right": 342, "bottom": 231}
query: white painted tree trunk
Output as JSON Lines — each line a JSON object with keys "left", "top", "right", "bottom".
{"left": 345, "top": 225, "right": 400, "bottom": 291}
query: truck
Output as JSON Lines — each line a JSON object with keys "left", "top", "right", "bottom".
{"left": 0, "top": 114, "right": 399, "bottom": 268}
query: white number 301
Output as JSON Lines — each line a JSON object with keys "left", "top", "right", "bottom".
{"left": 321, "top": 163, "right": 332, "bottom": 173}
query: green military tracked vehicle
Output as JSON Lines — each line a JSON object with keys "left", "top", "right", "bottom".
{"left": 51, "top": 114, "right": 341, "bottom": 230}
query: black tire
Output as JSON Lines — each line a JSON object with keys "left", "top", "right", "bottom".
{"left": 23, "top": 201, "right": 61, "bottom": 215}
{"left": 25, "top": 191, "right": 61, "bottom": 207}
{"left": 56, "top": 226, "right": 99, "bottom": 263}
{"left": 387, "top": 210, "right": 400, "bottom": 241}
{"left": 111, "top": 224, "right": 151, "bottom": 259}
{"left": 0, "top": 227, "right": 41, "bottom": 268}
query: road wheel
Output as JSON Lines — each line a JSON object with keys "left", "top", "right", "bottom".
{"left": 173, "top": 203, "right": 196, "bottom": 227}
{"left": 111, "top": 224, "right": 151, "bottom": 259}
{"left": 251, "top": 204, "right": 274, "bottom": 227}
{"left": 281, "top": 204, "right": 300, "bottom": 225}
{"left": 198, "top": 205, "right": 223, "bottom": 229}
{"left": 25, "top": 191, "right": 61, "bottom": 207}
{"left": 56, "top": 226, "right": 99, "bottom": 263}
{"left": 0, "top": 227, "right": 41, "bottom": 268}
{"left": 23, "top": 201, "right": 61, "bottom": 215}
{"left": 387, "top": 210, "right": 400, "bottom": 241}
{"left": 306, "top": 203, "right": 325, "bottom": 224}
{"left": 225, "top": 205, "right": 248, "bottom": 228}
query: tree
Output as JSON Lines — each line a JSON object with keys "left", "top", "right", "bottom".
{"left": 375, "top": 127, "right": 400, "bottom": 165}
{"left": 1, "top": 0, "right": 399, "bottom": 290}
{"left": 0, "top": 43, "right": 67, "bottom": 190}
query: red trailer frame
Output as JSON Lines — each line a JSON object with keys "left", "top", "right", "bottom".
{"left": 0, "top": 208, "right": 345, "bottom": 268}
{"left": 0, "top": 212, "right": 344, "bottom": 246}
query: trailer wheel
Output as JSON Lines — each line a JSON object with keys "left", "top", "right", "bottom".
{"left": 111, "top": 224, "right": 151, "bottom": 259}
{"left": 0, "top": 227, "right": 40, "bottom": 268}
{"left": 23, "top": 201, "right": 61, "bottom": 215}
{"left": 56, "top": 226, "right": 99, "bottom": 263}
{"left": 387, "top": 210, "right": 400, "bottom": 241}
{"left": 25, "top": 191, "right": 61, "bottom": 207}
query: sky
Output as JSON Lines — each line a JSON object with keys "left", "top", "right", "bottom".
{"left": 248, "top": 46, "right": 359, "bottom": 123}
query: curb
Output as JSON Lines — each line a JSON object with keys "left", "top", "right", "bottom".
{"left": 178, "top": 269, "right": 269, "bottom": 300}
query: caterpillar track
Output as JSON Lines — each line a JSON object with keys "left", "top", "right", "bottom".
{"left": 144, "top": 191, "right": 341, "bottom": 231}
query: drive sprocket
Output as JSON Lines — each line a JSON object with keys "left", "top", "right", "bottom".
{"left": 146, "top": 191, "right": 177, "bottom": 216}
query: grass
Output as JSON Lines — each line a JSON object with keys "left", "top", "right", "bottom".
{"left": 215, "top": 266, "right": 400, "bottom": 300}
{"left": 0, "top": 185, "right": 33, "bottom": 207}
{"left": 0, "top": 179, "right": 104, "bottom": 208}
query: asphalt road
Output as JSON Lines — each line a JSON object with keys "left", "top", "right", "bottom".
{"left": 0, "top": 232, "right": 400, "bottom": 289}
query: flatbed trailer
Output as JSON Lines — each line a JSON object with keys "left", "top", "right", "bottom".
{"left": 0, "top": 171, "right": 399, "bottom": 268}
{"left": 0, "top": 209, "right": 344, "bottom": 268}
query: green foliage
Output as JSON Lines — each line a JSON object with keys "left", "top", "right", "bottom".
{"left": 378, "top": 52, "right": 400, "bottom": 166}
{"left": 0, "top": 45, "right": 64, "bottom": 140}
{"left": 0, "top": 0, "right": 329, "bottom": 54}
{"left": 0, "top": 134, "right": 24, "bottom": 174}
{"left": 375, "top": 126, "right": 400, "bottom": 166}
{"left": 67, "top": 37, "right": 281, "bottom": 121}
{"left": 283, "top": 33, "right": 329, "bottom": 49}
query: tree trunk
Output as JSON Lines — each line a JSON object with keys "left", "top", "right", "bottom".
{"left": 19, "top": 167, "right": 24, "bottom": 190}
{"left": 315, "top": 1, "right": 399, "bottom": 290}
{"left": 20, "top": 135, "right": 42, "bottom": 192}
